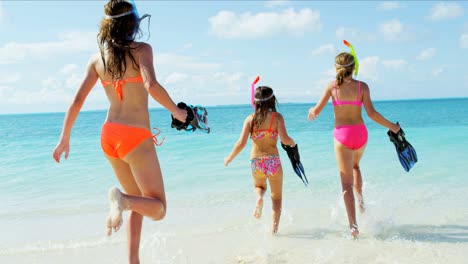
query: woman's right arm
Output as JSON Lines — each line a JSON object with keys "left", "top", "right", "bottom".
{"left": 362, "top": 82, "right": 400, "bottom": 133}
{"left": 308, "top": 82, "right": 332, "bottom": 121}
{"left": 224, "top": 116, "right": 251, "bottom": 166}
{"left": 52, "top": 55, "right": 99, "bottom": 163}
{"left": 138, "top": 43, "right": 186, "bottom": 122}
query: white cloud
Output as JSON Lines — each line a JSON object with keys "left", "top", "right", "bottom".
{"left": 163, "top": 71, "right": 246, "bottom": 102}
{"left": 60, "top": 64, "right": 80, "bottom": 75}
{"left": 0, "top": 31, "right": 97, "bottom": 64}
{"left": 213, "top": 71, "right": 243, "bottom": 84}
{"left": 432, "top": 67, "right": 444, "bottom": 77}
{"left": 417, "top": 48, "right": 436, "bottom": 60}
{"left": 179, "top": 43, "right": 193, "bottom": 53}
{"left": 336, "top": 27, "right": 376, "bottom": 42}
{"left": 164, "top": 72, "right": 188, "bottom": 85}
{"left": 265, "top": 0, "right": 290, "bottom": 8}
{"left": 0, "top": 72, "right": 21, "bottom": 84}
{"left": 324, "top": 68, "right": 336, "bottom": 78}
{"left": 379, "top": 19, "right": 403, "bottom": 41}
{"left": 377, "top": 2, "right": 402, "bottom": 11}
{"left": 311, "top": 44, "right": 335, "bottom": 56}
{"left": 359, "top": 56, "right": 380, "bottom": 81}
{"left": 336, "top": 27, "right": 358, "bottom": 39}
{"left": 382, "top": 59, "right": 407, "bottom": 69}
{"left": 429, "top": 2, "right": 464, "bottom": 21}
{"left": 41, "top": 77, "right": 60, "bottom": 88}
{"left": 0, "top": 2, "right": 4, "bottom": 22}
{"left": 209, "top": 8, "right": 322, "bottom": 39}
{"left": 155, "top": 53, "right": 220, "bottom": 71}
{"left": 460, "top": 33, "right": 468, "bottom": 48}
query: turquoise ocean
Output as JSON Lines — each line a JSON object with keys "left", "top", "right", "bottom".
{"left": 1, "top": 98, "right": 468, "bottom": 263}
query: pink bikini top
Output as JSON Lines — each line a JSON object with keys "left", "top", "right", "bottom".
{"left": 101, "top": 75, "right": 144, "bottom": 101}
{"left": 251, "top": 112, "right": 279, "bottom": 140}
{"left": 332, "top": 80, "right": 363, "bottom": 106}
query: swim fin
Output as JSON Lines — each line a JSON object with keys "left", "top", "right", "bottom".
{"left": 281, "top": 142, "right": 308, "bottom": 186}
{"left": 387, "top": 123, "right": 417, "bottom": 172}
{"left": 171, "top": 102, "right": 210, "bottom": 133}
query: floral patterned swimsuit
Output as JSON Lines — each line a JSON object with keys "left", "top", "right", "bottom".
{"left": 250, "top": 113, "right": 281, "bottom": 177}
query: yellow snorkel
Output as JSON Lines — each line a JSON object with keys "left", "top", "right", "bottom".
{"left": 343, "top": 40, "right": 359, "bottom": 76}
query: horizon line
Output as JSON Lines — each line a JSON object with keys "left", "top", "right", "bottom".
{"left": 1, "top": 96, "right": 467, "bottom": 116}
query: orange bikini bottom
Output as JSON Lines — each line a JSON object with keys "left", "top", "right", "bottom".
{"left": 101, "top": 122, "right": 163, "bottom": 159}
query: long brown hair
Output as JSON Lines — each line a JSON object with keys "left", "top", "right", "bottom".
{"left": 335, "top": 52, "right": 355, "bottom": 86}
{"left": 251, "top": 86, "right": 277, "bottom": 134}
{"left": 97, "top": 0, "right": 150, "bottom": 80}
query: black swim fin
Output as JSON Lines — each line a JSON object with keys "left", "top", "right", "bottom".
{"left": 387, "top": 123, "right": 418, "bottom": 172}
{"left": 171, "top": 102, "right": 195, "bottom": 131}
{"left": 281, "top": 142, "right": 308, "bottom": 186}
{"left": 171, "top": 102, "right": 210, "bottom": 133}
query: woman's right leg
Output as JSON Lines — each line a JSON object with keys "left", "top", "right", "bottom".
{"left": 333, "top": 139, "right": 358, "bottom": 237}
{"left": 106, "top": 155, "right": 143, "bottom": 264}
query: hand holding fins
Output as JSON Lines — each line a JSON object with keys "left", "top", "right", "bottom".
{"left": 281, "top": 142, "right": 308, "bottom": 186}
{"left": 387, "top": 122, "right": 417, "bottom": 172}
{"left": 171, "top": 102, "right": 210, "bottom": 133}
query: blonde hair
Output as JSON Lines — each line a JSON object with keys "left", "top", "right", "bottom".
{"left": 335, "top": 52, "right": 355, "bottom": 86}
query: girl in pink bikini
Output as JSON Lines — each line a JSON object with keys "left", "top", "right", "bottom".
{"left": 308, "top": 43, "right": 400, "bottom": 238}
{"left": 224, "top": 86, "right": 296, "bottom": 234}
{"left": 52, "top": 0, "right": 186, "bottom": 262}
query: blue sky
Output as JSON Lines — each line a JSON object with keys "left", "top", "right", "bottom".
{"left": 0, "top": 1, "right": 467, "bottom": 114}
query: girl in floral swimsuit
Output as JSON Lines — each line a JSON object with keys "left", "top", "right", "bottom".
{"left": 224, "top": 86, "right": 296, "bottom": 234}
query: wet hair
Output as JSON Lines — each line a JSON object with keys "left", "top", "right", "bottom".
{"left": 97, "top": 0, "right": 150, "bottom": 80}
{"left": 251, "top": 86, "right": 277, "bottom": 134}
{"left": 335, "top": 52, "right": 355, "bottom": 86}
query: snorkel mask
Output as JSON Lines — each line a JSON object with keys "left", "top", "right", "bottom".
{"left": 105, "top": 0, "right": 141, "bottom": 41}
{"left": 339, "top": 40, "right": 359, "bottom": 76}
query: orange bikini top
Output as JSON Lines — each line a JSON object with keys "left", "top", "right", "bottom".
{"left": 251, "top": 112, "right": 278, "bottom": 140}
{"left": 101, "top": 75, "right": 144, "bottom": 100}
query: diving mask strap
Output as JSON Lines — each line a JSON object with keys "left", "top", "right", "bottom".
{"left": 104, "top": 0, "right": 139, "bottom": 20}
{"left": 105, "top": 10, "right": 134, "bottom": 19}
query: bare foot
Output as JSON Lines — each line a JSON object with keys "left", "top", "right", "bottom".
{"left": 272, "top": 222, "right": 279, "bottom": 235}
{"left": 350, "top": 224, "right": 359, "bottom": 239}
{"left": 107, "top": 187, "right": 124, "bottom": 236}
{"left": 253, "top": 198, "right": 263, "bottom": 219}
{"left": 355, "top": 193, "right": 365, "bottom": 213}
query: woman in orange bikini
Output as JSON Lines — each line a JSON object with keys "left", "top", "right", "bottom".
{"left": 307, "top": 42, "right": 400, "bottom": 238}
{"left": 224, "top": 86, "right": 296, "bottom": 234}
{"left": 52, "top": 0, "right": 186, "bottom": 262}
